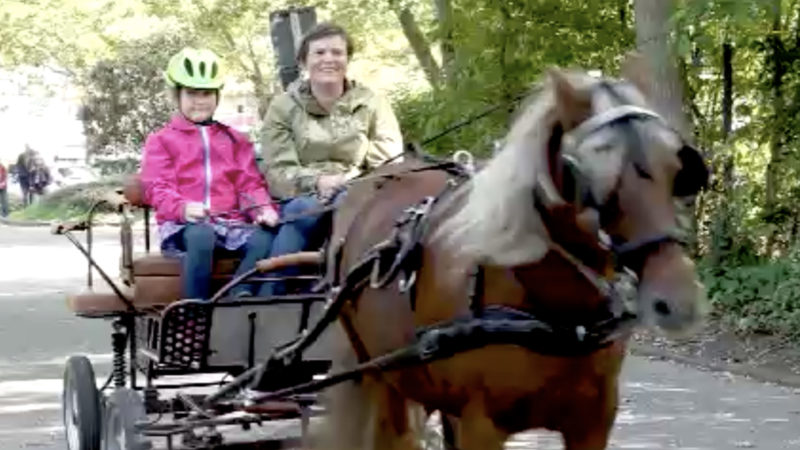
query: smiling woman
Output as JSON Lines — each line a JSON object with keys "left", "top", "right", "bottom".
{"left": 260, "top": 22, "right": 404, "bottom": 295}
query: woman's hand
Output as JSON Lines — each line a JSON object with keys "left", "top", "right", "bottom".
{"left": 316, "top": 174, "right": 346, "bottom": 200}
{"left": 256, "top": 207, "right": 280, "bottom": 227}
{"left": 184, "top": 202, "right": 207, "bottom": 223}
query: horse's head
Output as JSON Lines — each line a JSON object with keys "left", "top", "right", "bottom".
{"left": 547, "top": 70, "right": 708, "bottom": 335}
{"left": 438, "top": 68, "right": 708, "bottom": 337}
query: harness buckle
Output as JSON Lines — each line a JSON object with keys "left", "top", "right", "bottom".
{"left": 452, "top": 150, "right": 476, "bottom": 174}
{"left": 398, "top": 270, "right": 417, "bottom": 293}
{"left": 575, "top": 325, "right": 587, "bottom": 342}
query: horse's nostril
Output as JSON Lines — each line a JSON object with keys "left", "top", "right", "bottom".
{"left": 654, "top": 300, "right": 671, "bottom": 316}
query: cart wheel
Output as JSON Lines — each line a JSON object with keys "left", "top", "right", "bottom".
{"left": 63, "top": 355, "right": 102, "bottom": 450}
{"left": 102, "top": 389, "right": 151, "bottom": 450}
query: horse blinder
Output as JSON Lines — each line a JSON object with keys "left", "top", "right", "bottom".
{"left": 673, "top": 144, "right": 709, "bottom": 198}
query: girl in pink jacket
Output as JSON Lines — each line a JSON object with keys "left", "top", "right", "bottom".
{"left": 140, "top": 48, "right": 279, "bottom": 300}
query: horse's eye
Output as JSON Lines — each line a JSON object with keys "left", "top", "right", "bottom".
{"left": 595, "top": 144, "right": 614, "bottom": 153}
{"left": 633, "top": 162, "right": 652, "bottom": 180}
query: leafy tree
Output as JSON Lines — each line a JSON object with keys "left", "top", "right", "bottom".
{"left": 82, "top": 32, "right": 192, "bottom": 174}
{"left": 142, "top": 0, "right": 293, "bottom": 119}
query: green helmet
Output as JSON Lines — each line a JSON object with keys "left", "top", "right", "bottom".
{"left": 164, "top": 47, "right": 225, "bottom": 90}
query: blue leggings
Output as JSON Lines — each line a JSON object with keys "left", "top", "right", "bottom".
{"left": 180, "top": 224, "right": 275, "bottom": 300}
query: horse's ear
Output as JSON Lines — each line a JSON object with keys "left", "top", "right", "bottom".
{"left": 621, "top": 51, "right": 653, "bottom": 100}
{"left": 548, "top": 68, "right": 591, "bottom": 130}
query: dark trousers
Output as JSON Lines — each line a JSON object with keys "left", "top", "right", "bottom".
{"left": 178, "top": 224, "right": 275, "bottom": 300}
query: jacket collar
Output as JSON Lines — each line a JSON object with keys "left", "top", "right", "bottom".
{"left": 167, "top": 113, "right": 219, "bottom": 132}
{"left": 290, "top": 79, "right": 369, "bottom": 116}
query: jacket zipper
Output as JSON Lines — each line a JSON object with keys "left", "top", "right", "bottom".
{"left": 199, "top": 126, "right": 212, "bottom": 211}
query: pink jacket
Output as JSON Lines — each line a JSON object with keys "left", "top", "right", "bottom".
{"left": 140, "top": 115, "right": 278, "bottom": 224}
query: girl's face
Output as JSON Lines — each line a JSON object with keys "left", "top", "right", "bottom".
{"left": 179, "top": 88, "right": 218, "bottom": 122}
{"left": 303, "top": 35, "right": 349, "bottom": 86}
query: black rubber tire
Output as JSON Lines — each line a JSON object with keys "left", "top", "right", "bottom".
{"left": 102, "top": 388, "right": 152, "bottom": 450}
{"left": 63, "top": 355, "right": 102, "bottom": 450}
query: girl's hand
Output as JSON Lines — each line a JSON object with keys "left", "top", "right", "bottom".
{"left": 184, "top": 202, "right": 207, "bottom": 222}
{"left": 256, "top": 207, "right": 280, "bottom": 227}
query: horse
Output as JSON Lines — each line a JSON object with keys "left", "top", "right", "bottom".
{"left": 315, "top": 68, "right": 709, "bottom": 450}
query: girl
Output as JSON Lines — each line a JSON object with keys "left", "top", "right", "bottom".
{"left": 140, "top": 47, "right": 279, "bottom": 300}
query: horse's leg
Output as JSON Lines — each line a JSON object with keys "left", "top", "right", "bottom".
{"left": 317, "top": 377, "right": 369, "bottom": 450}
{"left": 441, "top": 413, "right": 459, "bottom": 450}
{"left": 456, "top": 402, "right": 508, "bottom": 450}
{"left": 316, "top": 344, "right": 418, "bottom": 450}
{"left": 361, "top": 375, "right": 420, "bottom": 450}
{"left": 315, "top": 330, "right": 371, "bottom": 450}
{"left": 561, "top": 423, "right": 614, "bottom": 450}
{"left": 560, "top": 382, "right": 618, "bottom": 450}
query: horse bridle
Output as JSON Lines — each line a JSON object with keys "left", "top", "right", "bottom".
{"left": 558, "top": 81, "right": 688, "bottom": 274}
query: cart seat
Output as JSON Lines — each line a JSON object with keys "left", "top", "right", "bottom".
{"left": 109, "top": 174, "right": 324, "bottom": 309}
{"left": 67, "top": 288, "right": 142, "bottom": 317}
{"left": 129, "top": 253, "right": 243, "bottom": 307}
{"left": 132, "top": 254, "right": 240, "bottom": 277}
{"left": 121, "top": 174, "right": 245, "bottom": 305}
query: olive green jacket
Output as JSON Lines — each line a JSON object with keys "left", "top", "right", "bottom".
{"left": 261, "top": 79, "right": 403, "bottom": 198}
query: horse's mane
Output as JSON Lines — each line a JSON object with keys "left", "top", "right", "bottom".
{"left": 435, "top": 72, "right": 597, "bottom": 266}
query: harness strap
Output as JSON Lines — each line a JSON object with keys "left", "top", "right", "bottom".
{"left": 468, "top": 266, "right": 485, "bottom": 317}
{"left": 246, "top": 304, "right": 639, "bottom": 403}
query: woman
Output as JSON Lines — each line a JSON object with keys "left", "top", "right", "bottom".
{"left": 140, "top": 47, "right": 280, "bottom": 300}
{"left": 262, "top": 22, "right": 403, "bottom": 290}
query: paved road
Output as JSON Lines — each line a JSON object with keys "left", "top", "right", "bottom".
{"left": 1, "top": 224, "right": 800, "bottom": 449}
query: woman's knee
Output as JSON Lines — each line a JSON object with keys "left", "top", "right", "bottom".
{"left": 282, "top": 196, "right": 320, "bottom": 216}
{"left": 246, "top": 228, "right": 274, "bottom": 254}
{"left": 282, "top": 196, "right": 323, "bottom": 232}
{"left": 183, "top": 224, "right": 215, "bottom": 253}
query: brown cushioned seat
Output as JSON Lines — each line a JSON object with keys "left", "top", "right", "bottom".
{"left": 66, "top": 288, "right": 165, "bottom": 316}
{"left": 132, "top": 254, "right": 240, "bottom": 277}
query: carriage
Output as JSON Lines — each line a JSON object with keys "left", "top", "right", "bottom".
{"left": 57, "top": 169, "right": 346, "bottom": 449}
{"left": 58, "top": 68, "right": 709, "bottom": 450}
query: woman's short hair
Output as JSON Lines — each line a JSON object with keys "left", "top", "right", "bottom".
{"left": 296, "top": 22, "right": 354, "bottom": 64}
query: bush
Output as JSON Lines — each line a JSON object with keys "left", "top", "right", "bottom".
{"left": 9, "top": 177, "right": 124, "bottom": 221}
{"left": 391, "top": 84, "right": 518, "bottom": 158}
{"left": 699, "top": 255, "right": 800, "bottom": 337}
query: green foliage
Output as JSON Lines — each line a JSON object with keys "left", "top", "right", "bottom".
{"left": 700, "top": 253, "right": 800, "bottom": 337}
{"left": 392, "top": 0, "right": 634, "bottom": 156}
{"left": 9, "top": 177, "right": 124, "bottom": 221}
{"left": 81, "top": 32, "right": 192, "bottom": 175}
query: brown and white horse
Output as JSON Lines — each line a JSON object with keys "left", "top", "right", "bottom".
{"left": 317, "top": 68, "right": 708, "bottom": 450}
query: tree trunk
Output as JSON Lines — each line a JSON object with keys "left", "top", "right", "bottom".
{"left": 722, "top": 42, "right": 733, "bottom": 138}
{"left": 765, "top": 0, "right": 785, "bottom": 255}
{"left": 243, "top": 40, "right": 272, "bottom": 120}
{"left": 434, "top": 0, "right": 456, "bottom": 84}
{"left": 634, "top": 0, "right": 699, "bottom": 253}
{"left": 711, "top": 40, "right": 735, "bottom": 264}
{"left": 619, "top": 0, "right": 627, "bottom": 28}
{"left": 389, "top": 1, "right": 441, "bottom": 88}
{"left": 633, "top": 0, "right": 692, "bottom": 141}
